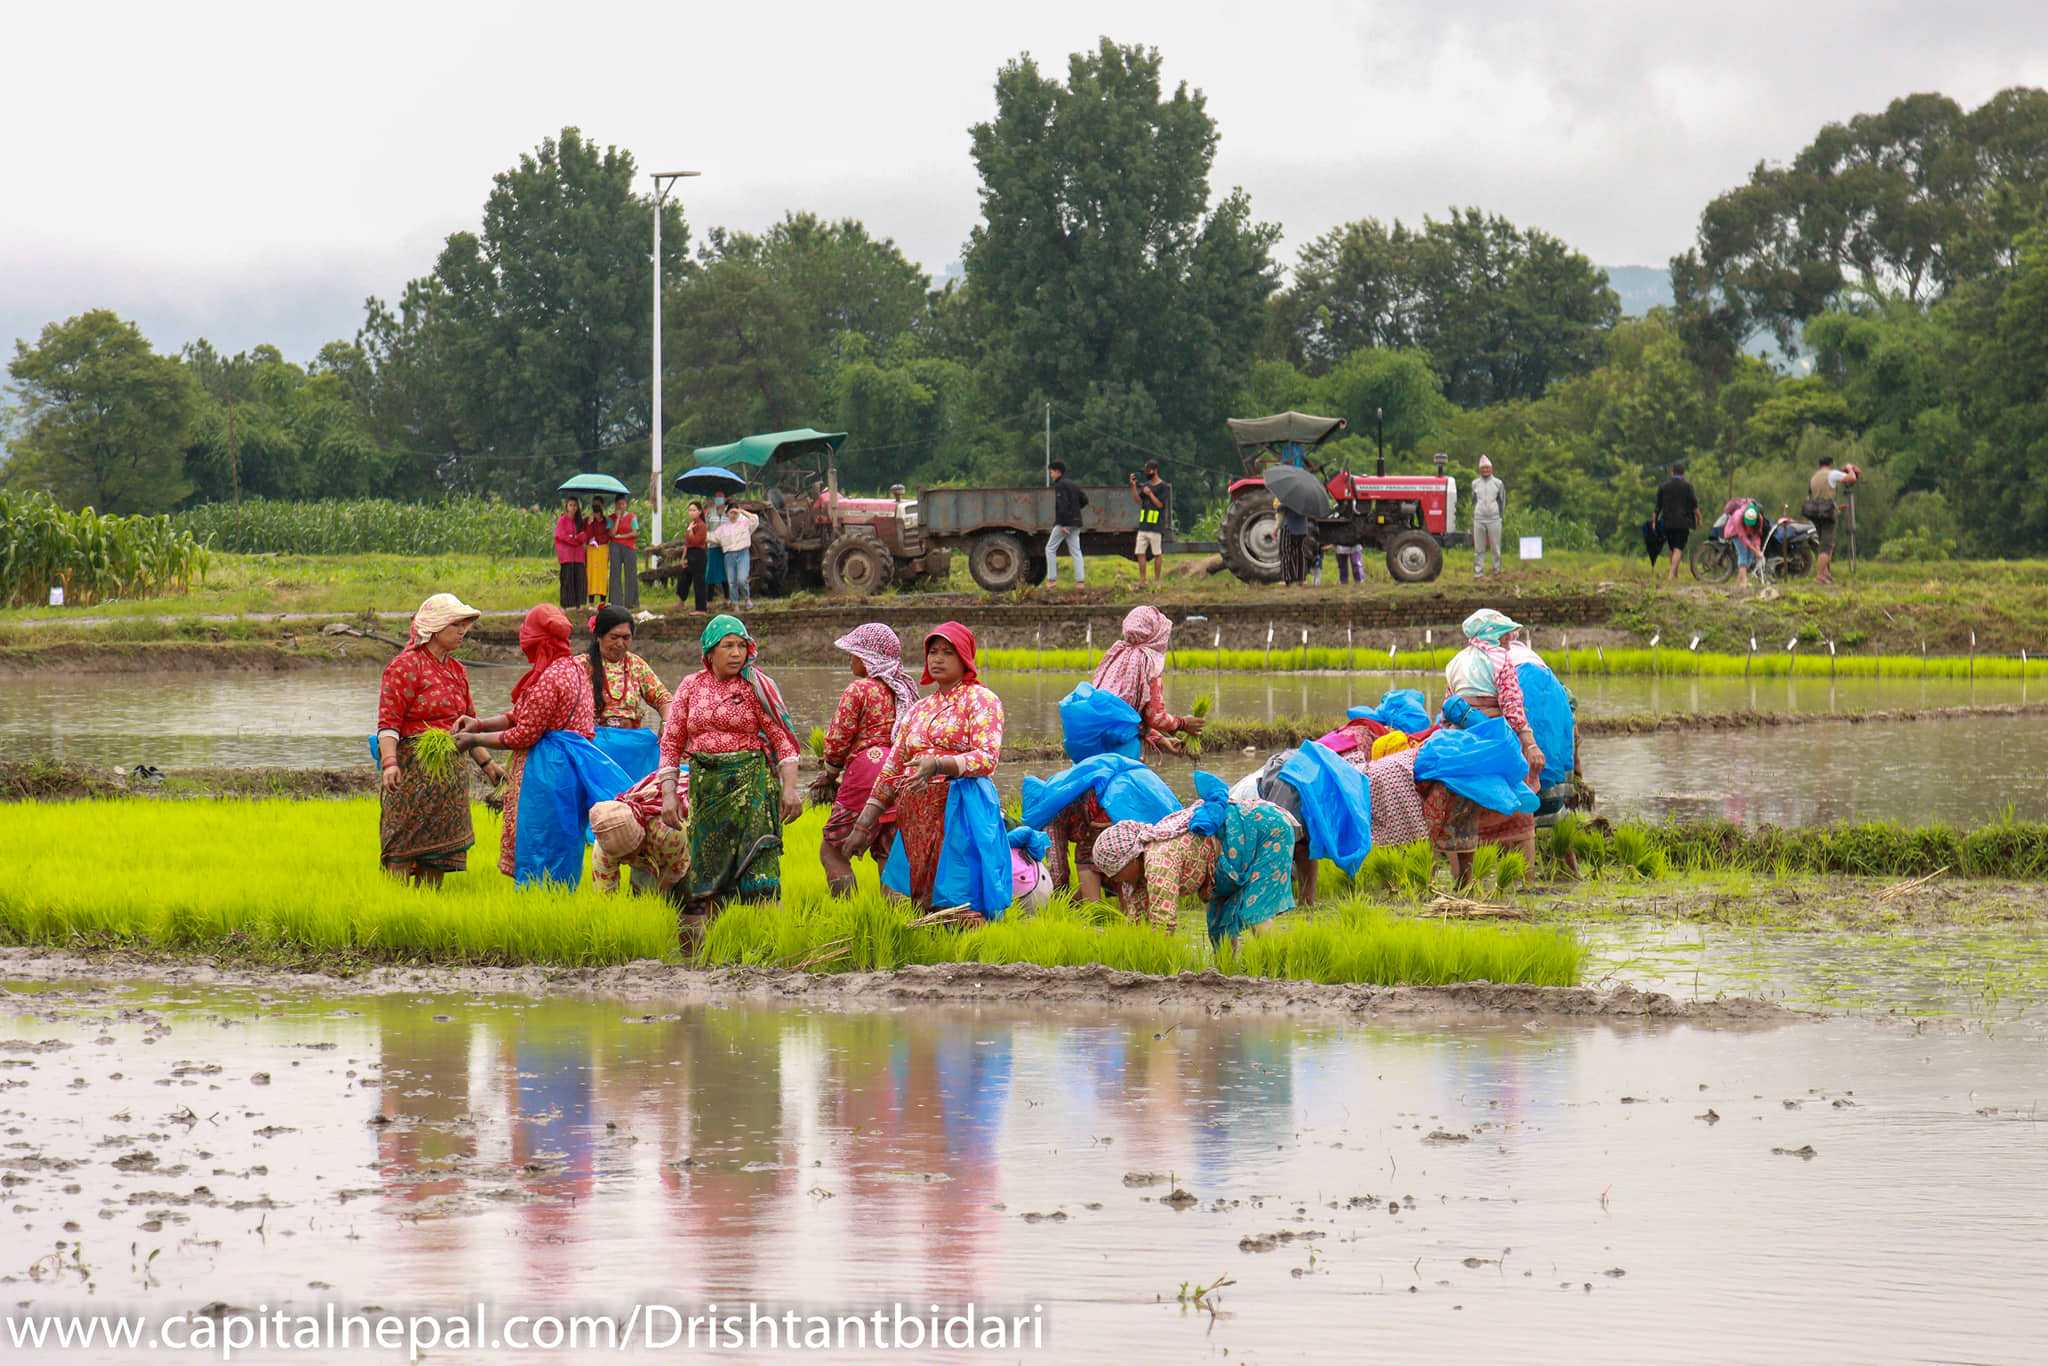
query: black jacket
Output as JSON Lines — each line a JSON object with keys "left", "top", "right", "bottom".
{"left": 1052, "top": 478, "right": 1089, "bottom": 526}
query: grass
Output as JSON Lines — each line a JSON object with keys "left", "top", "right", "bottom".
{"left": 0, "top": 795, "right": 1584, "bottom": 986}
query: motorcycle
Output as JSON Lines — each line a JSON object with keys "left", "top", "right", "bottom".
{"left": 1689, "top": 511, "right": 1819, "bottom": 584}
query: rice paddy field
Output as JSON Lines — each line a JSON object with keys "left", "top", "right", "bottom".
{"left": 0, "top": 797, "right": 1585, "bottom": 986}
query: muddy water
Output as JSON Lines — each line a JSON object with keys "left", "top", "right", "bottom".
{"left": 9, "top": 668, "right": 2048, "bottom": 826}
{"left": 4, "top": 979, "right": 2043, "bottom": 1364}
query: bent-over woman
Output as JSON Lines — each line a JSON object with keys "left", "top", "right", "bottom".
{"left": 1091, "top": 773, "right": 1296, "bottom": 947}
{"left": 658, "top": 614, "right": 803, "bottom": 912}
{"left": 845, "top": 623, "right": 1009, "bottom": 920}
{"left": 375, "top": 593, "right": 499, "bottom": 885}
{"left": 589, "top": 776, "right": 691, "bottom": 900}
{"left": 1090, "top": 606, "right": 1206, "bottom": 754}
{"left": 813, "top": 622, "right": 918, "bottom": 895}
{"left": 1428, "top": 608, "right": 1546, "bottom": 881}
{"left": 588, "top": 603, "right": 672, "bottom": 784}
{"left": 457, "top": 604, "right": 626, "bottom": 887}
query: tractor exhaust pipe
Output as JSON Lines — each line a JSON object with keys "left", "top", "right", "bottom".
{"left": 1375, "top": 406, "right": 1385, "bottom": 478}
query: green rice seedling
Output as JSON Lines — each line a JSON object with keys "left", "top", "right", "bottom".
{"left": 1470, "top": 845, "right": 1501, "bottom": 887}
{"left": 1492, "top": 850, "right": 1527, "bottom": 896}
{"left": 807, "top": 725, "right": 829, "bottom": 759}
{"left": 1608, "top": 825, "right": 1667, "bottom": 879}
{"left": 410, "top": 727, "right": 460, "bottom": 782}
{"left": 1184, "top": 693, "right": 1213, "bottom": 757}
{"left": 1358, "top": 843, "right": 1433, "bottom": 900}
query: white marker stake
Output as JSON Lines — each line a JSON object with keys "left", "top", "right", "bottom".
{"left": 1689, "top": 634, "right": 1700, "bottom": 652}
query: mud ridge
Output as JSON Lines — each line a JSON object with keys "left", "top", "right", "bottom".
{"left": 0, "top": 949, "right": 1799, "bottom": 1026}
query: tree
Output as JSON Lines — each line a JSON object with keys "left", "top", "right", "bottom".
{"left": 1273, "top": 209, "right": 1619, "bottom": 404}
{"left": 4, "top": 310, "right": 194, "bottom": 513}
{"left": 360, "top": 128, "right": 688, "bottom": 499}
{"left": 961, "top": 39, "right": 1279, "bottom": 481}
{"left": 1671, "top": 87, "right": 2048, "bottom": 369}
{"left": 181, "top": 341, "right": 386, "bottom": 503}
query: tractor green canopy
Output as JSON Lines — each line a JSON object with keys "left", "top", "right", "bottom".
{"left": 691, "top": 428, "right": 849, "bottom": 473}
{"left": 1225, "top": 412, "right": 1348, "bottom": 449}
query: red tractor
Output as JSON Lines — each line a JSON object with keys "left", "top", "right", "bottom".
{"left": 1218, "top": 411, "right": 1467, "bottom": 584}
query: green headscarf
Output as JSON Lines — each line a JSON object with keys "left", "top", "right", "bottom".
{"left": 1462, "top": 608, "right": 1522, "bottom": 646}
{"left": 699, "top": 614, "right": 798, "bottom": 753}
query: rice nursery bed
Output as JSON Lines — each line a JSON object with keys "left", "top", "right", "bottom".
{"left": 0, "top": 798, "right": 1583, "bottom": 985}
{"left": 980, "top": 645, "right": 2048, "bottom": 680}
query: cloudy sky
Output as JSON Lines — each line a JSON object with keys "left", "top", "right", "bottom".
{"left": 4, "top": 0, "right": 2043, "bottom": 363}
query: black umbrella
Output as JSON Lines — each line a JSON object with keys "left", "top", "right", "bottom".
{"left": 1263, "top": 464, "right": 1333, "bottom": 518}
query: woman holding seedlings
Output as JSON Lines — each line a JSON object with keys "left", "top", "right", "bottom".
{"left": 658, "top": 614, "right": 803, "bottom": 912}
{"left": 1090, "top": 606, "right": 1205, "bottom": 754}
{"left": 457, "top": 604, "right": 627, "bottom": 887}
{"left": 375, "top": 592, "right": 497, "bottom": 886}
{"left": 1426, "top": 608, "right": 1546, "bottom": 878}
{"left": 587, "top": 603, "right": 672, "bottom": 783}
{"left": 844, "top": 623, "right": 1011, "bottom": 920}
{"left": 812, "top": 622, "right": 919, "bottom": 895}
{"left": 1090, "top": 772, "right": 1296, "bottom": 945}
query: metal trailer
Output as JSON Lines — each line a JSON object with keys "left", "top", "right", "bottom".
{"left": 919, "top": 486, "right": 1220, "bottom": 592}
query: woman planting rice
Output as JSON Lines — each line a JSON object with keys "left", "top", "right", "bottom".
{"left": 456, "top": 604, "right": 628, "bottom": 887}
{"left": 1091, "top": 773, "right": 1296, "bottom": 946}
{"left": 374, "top": 592, "right": 498, "bottom": 886}
{"left": 588, "top": 777, "right": 691, "bottom": 901}
{"left": 812, "top": 622, "right": 918, "bottom": 896}
{"left": 658, "top": 614, "right": 803, "bottom": 913}
{"left": 1090, "top": 606, "right": 1206, "bottom": 754}
{"left": 587, "top": 603, "right": 672, "bottom": 784}
{"left": 845, "top": 623, "right": 1010, "bottom": 921}
{"left": 1426, "top": 608, "right": 1547, "bottom": 880}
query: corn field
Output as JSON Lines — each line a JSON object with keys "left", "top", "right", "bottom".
{"left": 0, "top": 491, "right": 209, "bottom": 608}
{"left": 172, "top": 497, "right": 557, "bottom": 556}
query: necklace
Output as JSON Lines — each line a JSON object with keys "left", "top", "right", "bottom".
{"left": 602, "top": 657, "right": 631, "bottom": 709}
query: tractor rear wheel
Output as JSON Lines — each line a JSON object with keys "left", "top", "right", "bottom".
{"left": 1384, "top": 529, "right": 1443, "bottom": 583}
{"left": 748, "top": 527, "right": 790, "bottom": 598}
{"left": 968, "top": 531, "right": 1031, "bottom": 592}
{"left": 1219, "top": 491, "right": 1283, "bottom": 583}
{"left": 821, "top": 530, "right": 896, "bottom": 597}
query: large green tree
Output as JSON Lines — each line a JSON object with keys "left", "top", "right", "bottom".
{"left": 4, "top": 310, "right": 195, "bottom": 513}
{"left": 1671, "top": 87, "right": 2048, "bottom": 369}
{"left": 181, "top": 341, "right": 386, "bottom": 503}
{"left": 1273, "top": 209, "right": 1619, "bottom": 406}
{"left": 960, "top": 39, "right": 1280, "bottom": 483}
{"left": 358, "top": 128, "right": 688, "bottom": 498}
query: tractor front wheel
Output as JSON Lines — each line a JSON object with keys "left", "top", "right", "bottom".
{"left": 821, "top": 530, "right": 895, "bottom": 597}
{"left": 1384, "top": 529, "right": 1444, "bottom": 583}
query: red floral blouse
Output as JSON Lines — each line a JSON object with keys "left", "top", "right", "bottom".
{"left": 872, "top": 682, "right": 1004, "bottom": 805}
{"left": 501, "top": 656, "right": 595, "bottom": 749}
{"left": 660, "top": 670, "right": 801, "bottom": 768}
{"left": 822, "top": 676, "right": 897, "bottom": 767}
{"left": 377, "top": 647, "right": 476, "bottom": 737}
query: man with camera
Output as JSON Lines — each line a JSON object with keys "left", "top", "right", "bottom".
{"left": 1130, "top": 460, "right": 1169, "bottom": 586}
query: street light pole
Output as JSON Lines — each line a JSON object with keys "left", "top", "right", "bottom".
{"left": 649, "top": 169, "right": 700, "bottom": 548}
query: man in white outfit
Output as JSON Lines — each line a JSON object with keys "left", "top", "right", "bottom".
{"left": 1470, "top": 455, "right": 1505, "bottom": 577}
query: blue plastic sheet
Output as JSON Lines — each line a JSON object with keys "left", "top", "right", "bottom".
{"left": 1187, "top": 770, "right": 1232, "bottom": 838}
{"left": 1020, "top": 753, "right": 1181, "bottom": 829}
{"left": 1007, "top": 825, "right": 1051, "bottom": 862}
{"left": 1347, "top": 688, "right": 1432, "bottom": 734}
{"left": 511, "top": 731, "right": 634, "bottom": 888}
{"left": 1515, "top": 663, "right": 1576, "bottom": 788}
{"left": 1058, "top": 683, "right": 1143, "bottom": 763}
{"left": 1414, "top": 716, "right": 1540, "bottom": 816}
{"left": 1276, "top": 740, "right": 1373, "bottom": 874}
{"left": 881, "top": 777, "right": 1014, "bottom": 917}
{"left": 590, "top": 726, "right": 661, "bottom": 784}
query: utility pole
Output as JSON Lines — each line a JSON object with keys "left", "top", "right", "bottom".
{"left": 226, "top": 400, "right": 242, "bottom": 541}
{"left": 649, "top": 169, "right": 701, "bottom": 547}
{"left": 1044, "top": 402, "right": 1051, "bottom": 485}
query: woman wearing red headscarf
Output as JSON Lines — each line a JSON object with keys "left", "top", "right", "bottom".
{"left": 845, "top": 622, "right": 1006, "bottom": 916}
{"left": 457, "top": 604, "right": 600, "bottom": 879}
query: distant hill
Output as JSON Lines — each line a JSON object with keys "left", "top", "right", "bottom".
{"left": 1603, "top": 264, "right": 1674, "bottom": 317}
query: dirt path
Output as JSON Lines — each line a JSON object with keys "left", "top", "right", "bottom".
{"left": 0, "top": 948, "right": 1798, "bottom": 1025}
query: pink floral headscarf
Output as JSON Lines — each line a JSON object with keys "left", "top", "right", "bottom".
{"left": 1090, "top": 606, "right": 1174, "bottom": 706}
{"left": 834, "top": 622, "right": 919, "bottom": 738}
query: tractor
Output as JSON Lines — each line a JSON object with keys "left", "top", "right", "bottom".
{"left": 647, "top": 428, "right": 949, "bottom": 599}
{"left": 1218, "top": 411, "right": 1468, "bottom": 584}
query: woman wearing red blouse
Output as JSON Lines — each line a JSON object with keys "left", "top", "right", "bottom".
{"left": 457, "top": 604, "right": 598, "bottom": 879}
{"left": 554, "top": 497, "right": 592, "bottom": 609}
{"left": 607, "top": 493, "right": 641, "bottom": 609}
{"left": 812, "top": 622, "right": 919, "bottom": 895}
{"left": 375, "top": 593, "right": 498, "bottom": 885}
{"left": 658, "top": 614, "right": 802, "bottom": 913}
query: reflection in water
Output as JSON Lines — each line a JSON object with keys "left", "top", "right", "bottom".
{"left": 8, "top": 981, "right": 2048, "bottom": 1362}
{"left": 7, "top": 668, "right": 2046, "bottom": 827}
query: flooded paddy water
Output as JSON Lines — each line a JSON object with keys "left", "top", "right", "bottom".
{"left": 4, "top": 973, "right": 2045, "bottom": 1364}
{"left": 9, "top": 666, "right": 2048, "bottom": 826}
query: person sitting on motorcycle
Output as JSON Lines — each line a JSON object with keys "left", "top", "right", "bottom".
{"left": 1714, "top": 497, "right": 1765, "bottom": 589}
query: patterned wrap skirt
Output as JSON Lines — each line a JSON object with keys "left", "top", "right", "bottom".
{"left": 684, "top": 748, "right": 782, "bottom": 902}
{"left": 1207, "top": 802, "right": 1297, "bottom": 945}
{"left": 892, "top": 780, "right": 952, "bottom": 911}
{"left": 379, "top": 736, "right": 473, "bottom": 873}
{"left": 822, "top": 745, "right": 896, "bottom": 864}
